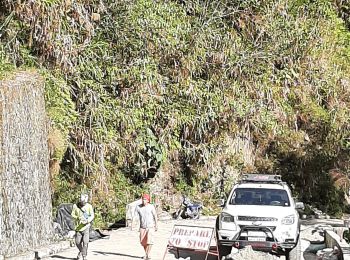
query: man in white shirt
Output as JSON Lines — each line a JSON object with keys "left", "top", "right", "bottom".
{"left": 135, "top": 193, "right": 158, "bottom": 260}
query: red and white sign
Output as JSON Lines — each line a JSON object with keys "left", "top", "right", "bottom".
{"left": 168, "top": 225, "right": 213, "bottom": 251}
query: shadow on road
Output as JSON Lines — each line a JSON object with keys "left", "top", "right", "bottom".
{"left": 168, "top": 246, "right": 219, "bottom": 260}
{"left": 50, "top": 256, "right": 76, "bottom": 260}
{"left": 92, "top": 251, "right": 142, "bottom": 259}
{"left": 106, "top": 219, "right": 127, "bottom": 230}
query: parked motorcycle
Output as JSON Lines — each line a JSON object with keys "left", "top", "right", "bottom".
{"left": 173, "top": 196, "right": 203, "bottom": 219}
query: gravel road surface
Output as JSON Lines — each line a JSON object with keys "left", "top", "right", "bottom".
{"left": 47, "top": 217, "right": 333, "bottom": 260}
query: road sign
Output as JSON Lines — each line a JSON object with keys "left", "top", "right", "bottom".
{"left": 162, "top": 224, "right": 219, "bottom": 260}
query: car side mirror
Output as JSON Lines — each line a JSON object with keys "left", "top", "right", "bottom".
{"left": 218, "top": 199, "right": 225, "bottom": 207}
{"left": 295, "top": 202, "right": 304, "bottom": 210}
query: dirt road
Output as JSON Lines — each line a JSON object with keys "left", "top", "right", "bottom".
{"left": 48, "top": 217, "right": 220, "bottom": 260}
{"left": 48, "top": 216, "right": 329, "bottom": 260}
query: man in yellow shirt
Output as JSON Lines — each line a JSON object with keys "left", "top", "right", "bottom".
{"left": 71, "top": 194, "right": 94, "bottom": 260}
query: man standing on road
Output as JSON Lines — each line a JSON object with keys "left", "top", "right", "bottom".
{"left": 135, "top": 193, "right": 158, "bottom": 260}
{"left": 71, "top": 193, "right": 94, "bottom": 260}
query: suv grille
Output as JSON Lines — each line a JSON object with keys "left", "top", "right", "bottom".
{"left": 239, "top": 225, "right": 277, "bottom": 231}
{"left": 238, "top": 216, "right": 278, "bottom": 221}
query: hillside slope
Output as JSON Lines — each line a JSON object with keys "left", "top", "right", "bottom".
{"left": 1, "top": 0, "right": 350, "bottom": 224}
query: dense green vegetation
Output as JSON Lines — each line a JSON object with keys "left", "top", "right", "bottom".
{"left": 1, "top": 0, "right": 350, "bottom": 224}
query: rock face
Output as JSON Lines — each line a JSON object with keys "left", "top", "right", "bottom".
{"left": 0, "top": 71, "right": 52, "bottom": 257}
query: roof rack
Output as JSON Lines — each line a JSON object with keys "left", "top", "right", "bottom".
{"left": 240, "top": 174, "right": 283, "bottom": 184}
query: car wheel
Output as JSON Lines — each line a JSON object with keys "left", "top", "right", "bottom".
{"left": 193, "top": 213, "right": 200, "bottom": 219}
{"left": 218, "top": 244, "right": 232, "bottom": 259}
{"left": 173, "top": 209, "right": 183, "bottom": 219}
{"left": 286, "top": 237, "right": 301, "bottom": 260}
{"left": 215, "top": 216, "right": 232, "bottom": 259}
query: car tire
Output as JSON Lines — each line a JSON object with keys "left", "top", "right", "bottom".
{"left": 173, "top": 209, "right": 183, "bottom": 219}
{"left": 193, "top": 212, "right": 200, "bottom": 219}
{"left": 218, "top": 244, "right": 232, "bottom": 259}
{"left": 286, "top": 237, "right": 302, "bottom": 260}
{"left": 215, "top": 216, "right": 232, "bottom": 259}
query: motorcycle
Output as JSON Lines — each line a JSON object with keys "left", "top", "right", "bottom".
{"left": 173, "top": 196, "right": 203, "bottom": 219}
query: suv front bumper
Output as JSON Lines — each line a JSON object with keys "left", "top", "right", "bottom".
{"left": 219, "top": 239, "right": 296, "bottom": 254}
{"left": 217, "top": 226, "right": 297, "bottom": 254}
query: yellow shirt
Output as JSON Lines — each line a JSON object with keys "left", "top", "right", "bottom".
{"left": 71, "top": 203, "right": 94, "bottom": 232}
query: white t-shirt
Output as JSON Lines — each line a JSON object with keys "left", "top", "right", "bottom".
{"left": 135, "top": 204, "right": 157, "bottom": 229}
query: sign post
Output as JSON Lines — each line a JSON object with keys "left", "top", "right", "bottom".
{"left": 162, "top": 224, "right": 219, "bottom": 260}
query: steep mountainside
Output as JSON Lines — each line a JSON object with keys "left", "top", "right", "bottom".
{"left": 1, "top": 0, "right": 350, "bottom": 224}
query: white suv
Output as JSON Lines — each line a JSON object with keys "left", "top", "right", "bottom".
{"left": 216, "top": 174, "right": 304, "bottom": 258}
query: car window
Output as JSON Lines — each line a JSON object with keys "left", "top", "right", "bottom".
{"left": 229, "top": 188, "right": 290, "bottom": 206}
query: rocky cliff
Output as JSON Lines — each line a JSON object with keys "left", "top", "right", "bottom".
{"left": 0, "top": 71, "right": 52, "bottom": 257}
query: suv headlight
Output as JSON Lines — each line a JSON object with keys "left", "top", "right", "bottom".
{"left": 221, "top": 212, "right": 235, "bottom": 222}
{"left": 281, "top": 214, "right": 295, "bottom": 225}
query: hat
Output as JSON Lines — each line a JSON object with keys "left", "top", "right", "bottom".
{"left": 142, "top": 194, "right": 150, "bottom": 202}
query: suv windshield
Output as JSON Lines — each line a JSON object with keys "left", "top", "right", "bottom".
{"left": 229, "top": 188, "right": 290, "bottom": 206}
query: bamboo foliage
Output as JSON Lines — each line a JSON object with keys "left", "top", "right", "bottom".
{"left": 1, "top": 0, "right": 350, "bottom": 220}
